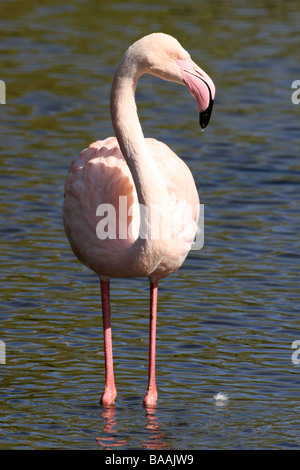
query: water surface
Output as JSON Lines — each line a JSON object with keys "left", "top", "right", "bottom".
{"left": 1, "top": 0, "right": 300, "bottom": 449}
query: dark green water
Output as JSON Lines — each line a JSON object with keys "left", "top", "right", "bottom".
{"left": 1, "top": 0, "right": 300, "bottom": 449}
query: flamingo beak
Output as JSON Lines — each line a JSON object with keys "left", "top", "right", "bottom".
{"left": 175, "top": 58, "right": 215, "bottom": 130}
{"left": 199, "top": 87, "right": 214, "bottom": 129}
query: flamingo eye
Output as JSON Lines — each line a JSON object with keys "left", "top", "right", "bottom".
{"left": 171, "top": 54, "right": 177, "bottom": 59}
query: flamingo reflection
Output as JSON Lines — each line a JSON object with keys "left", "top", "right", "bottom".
{"left": 96, "top": 405, "right": 169, "bottom": 449}
{"left": 96, "top": 407, "right": 127, "bottom": 449}
{"left": 142, "top": 406, "right": 169, "bottom": 449}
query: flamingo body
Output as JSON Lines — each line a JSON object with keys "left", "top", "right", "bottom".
{"left": 63, "top": 136, "right": 199, "bottom": 281}
{"left": 63, "top": 33, "right": 215, "bottom": 406}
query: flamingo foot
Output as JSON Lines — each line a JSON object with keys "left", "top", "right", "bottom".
{"left": 143, "top": 387, "right": 158, "bottom": 407}
{"left": 100, "top": 386, "right": 117, "bottom": 407}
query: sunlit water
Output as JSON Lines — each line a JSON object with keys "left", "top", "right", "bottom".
{"left": 1, "top": 0, "right": 300, "bottom": 450}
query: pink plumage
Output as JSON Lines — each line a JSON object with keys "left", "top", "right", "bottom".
{"left": 64, "top": 136, "right": 199, "bottom": 279}
{"left": 63, "top": 33, "right": 215, "bottom": 407}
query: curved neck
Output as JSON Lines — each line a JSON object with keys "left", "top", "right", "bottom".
{"left": 109, "top": 52, "right": 169, "bottom": 276}
{"left": 110, "top": 54, "right": 168, "bottom": 208}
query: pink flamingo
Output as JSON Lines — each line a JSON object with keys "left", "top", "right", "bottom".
{"left": 63, "top": 33, "right": 215, "bottom": 407}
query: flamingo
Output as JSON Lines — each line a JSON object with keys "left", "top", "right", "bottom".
{"left": 63, "top": 33, "right": 215, "bottom": 407}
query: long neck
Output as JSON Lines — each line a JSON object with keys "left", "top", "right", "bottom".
{"left": 110, "top": 53, "right": 168, "bottom": 208}
{"left": 109, "top": 51, "right": 169, "bottom": 276}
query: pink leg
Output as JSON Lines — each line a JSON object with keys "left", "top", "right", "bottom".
{"left": 100, "top": 279, "right": 117, "bottom": 406}
{"left": 143, "top": 280, "right": 158, "bottom": 407}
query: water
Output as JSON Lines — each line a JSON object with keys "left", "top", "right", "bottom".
{"left": 1, "top": 0, "right": 300, "bottom": 450}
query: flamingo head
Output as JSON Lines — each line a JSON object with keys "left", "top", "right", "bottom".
{"left": 129, "top": 33, "right": 216, "bottom": 129}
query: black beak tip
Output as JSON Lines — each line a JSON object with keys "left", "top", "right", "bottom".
{"left": 199, "top": 99, "right": 214, "bottom": 129}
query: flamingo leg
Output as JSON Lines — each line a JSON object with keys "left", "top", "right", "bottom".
{"left": 143, "top": 280, "right": 158, "bottom": 407}
{"left": 100, "top": 279, "right": 117, "bottom": 406}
